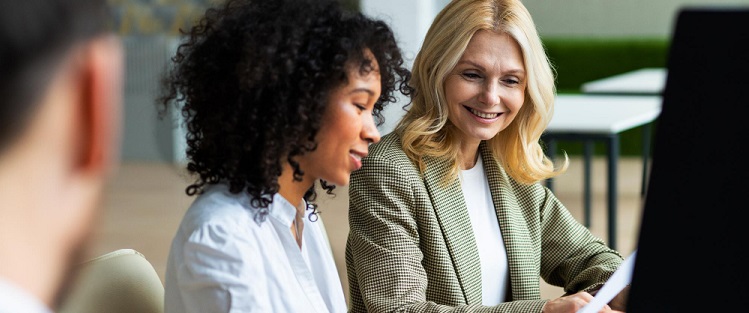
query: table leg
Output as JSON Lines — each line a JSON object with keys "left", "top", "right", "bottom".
{"left": 545, "top": 139, "right": 558, "bottom": 191}
{"left": 607, "top": 134, "right": 619, "bottom": 250}
{"left": 583, "top": 141, "right": 593, "bottom": 227}
{"left": 641, "top": 123, "right": 652, "bottom": 196}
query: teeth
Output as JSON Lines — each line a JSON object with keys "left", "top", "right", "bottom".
{"left": 351, "top": 153, "right": 362, "bottom": 161}
{"left": 469, "top": 107, "right": 499, "bottom": 119}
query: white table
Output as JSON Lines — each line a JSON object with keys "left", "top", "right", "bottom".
{"left": 547, "top": 95, "right": 661, "bottom": 133}
{"left": 580, "top": 67, "right": 668, "bottom": 239}
{"left": 579, "top": 68, "right": 666, "bottom": 230}
{"left": 581, "top": 68, "right": 667, "bottom": 95}
{"left": 543, "top": 94, "right": 662, "bottom": 249}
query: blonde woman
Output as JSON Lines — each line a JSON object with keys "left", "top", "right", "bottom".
{"left": 346, "top": 0, "right": 628, "bottom": 312}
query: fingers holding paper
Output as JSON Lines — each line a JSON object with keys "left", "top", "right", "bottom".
{"left": 607, "top": 285, "right": 630, "bottom": 311}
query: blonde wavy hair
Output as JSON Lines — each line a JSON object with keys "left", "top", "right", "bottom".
{"left": 395, "top": 0, "right": 567, "bottom": 185}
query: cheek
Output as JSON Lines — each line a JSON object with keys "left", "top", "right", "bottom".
{"left": 503, "top": 94, "right": 526, "bottom": 125}
{"left": 318, "top": 113, "right": 357, "bottom": 148}
{"left": 507, "top": 91, "right": 525, "bottom": 113}
{"left": 332, "top": 113, "right": 357, "bottom": 136}
{"left": 445, "top": 82, "right": 472, "bottom": 111}
{"left": 315, "top": 127, "right": 340, "bottom": 152}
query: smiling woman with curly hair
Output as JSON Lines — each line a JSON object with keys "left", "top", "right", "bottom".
{"left": 157, "top": 0, "right": 410, "bottom": 311}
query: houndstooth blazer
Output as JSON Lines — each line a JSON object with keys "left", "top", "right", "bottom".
{"left": 345, "top": 133, "right": 624, "bottom": 313}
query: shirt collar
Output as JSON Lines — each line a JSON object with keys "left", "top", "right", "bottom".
{"left": 269, "top": 193, "right": 305, "bottom": 227}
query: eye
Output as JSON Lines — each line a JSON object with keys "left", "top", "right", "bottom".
{"left": 354, "top": 103, "right": 366, "bottom": 111}
{"left": 461, "top": 72, "right": 482, "bottom": 80}
{"left": 503, "top": 76, "right": 522, "bottom": 86}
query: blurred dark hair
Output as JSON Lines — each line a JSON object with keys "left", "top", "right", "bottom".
{"left": 157, "top": 0, "right": 411, "bottom": 217}
{"left": 0, "top": 0, "right": 111, "bottom": 152}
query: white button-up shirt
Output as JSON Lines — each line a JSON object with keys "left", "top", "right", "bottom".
{"left": 164, "top": 184, "right": 347, "bottom": 313}
{"left": 0, "top": 279, "right": 53, "bottom": 313}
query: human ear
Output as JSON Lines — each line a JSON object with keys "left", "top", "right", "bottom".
{"left": 77, "top": 35, "right": 123, "bottom": 176}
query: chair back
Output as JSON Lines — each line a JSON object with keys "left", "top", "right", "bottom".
{"left": 59, "top": 249, "right": 164, "bottom": 313}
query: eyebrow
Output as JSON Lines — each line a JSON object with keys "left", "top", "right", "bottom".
{"left": 349, "top": 87, "right": 376, "bottom": 96}
{"left": 457, "top": 60, "right": 526, "bottom": 75}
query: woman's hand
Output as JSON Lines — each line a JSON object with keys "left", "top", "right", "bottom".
{"left": 541, "top": 291, "right": 625, "bottom": 313}
{"left": 608, "top": 285, "right": 630, "bottom": 311}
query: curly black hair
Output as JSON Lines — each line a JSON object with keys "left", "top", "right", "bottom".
{"left": 157, "top": 0, "right": 411, "bottom": 220}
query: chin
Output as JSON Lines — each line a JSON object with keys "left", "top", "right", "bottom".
{"left": 329, "top": 178, "right": 349, "bottom": 187}
{"left": 473, "top": 130, "right": 502, "bottom": 141}
{"left": 324, "top": 174, "right": 349, "bottom": 188}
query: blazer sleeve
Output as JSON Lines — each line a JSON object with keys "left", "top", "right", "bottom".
{"left": 534, "top": 184, "right": 624, "bottom": 294}
{"left": 346, "top": 152, "right": 547, "bottom": 313}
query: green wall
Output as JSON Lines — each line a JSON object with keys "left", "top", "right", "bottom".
{"left": 542, "top": 38, "right": 669, "bottom": 156}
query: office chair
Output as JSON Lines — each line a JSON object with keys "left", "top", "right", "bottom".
{"left": 58, "top": 249, "right": 164, "bottom": 313}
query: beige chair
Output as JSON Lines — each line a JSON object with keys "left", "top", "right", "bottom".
{"left": 58, "top": 249, "right": 164, "bottom": 313}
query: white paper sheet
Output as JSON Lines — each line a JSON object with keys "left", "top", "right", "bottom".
{"left": 576, "top": 250, "right": 637, "bottom": 313}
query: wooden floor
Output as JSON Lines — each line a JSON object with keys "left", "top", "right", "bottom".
{"left": 88, "top": 156, "right": 645, "bottom": 302}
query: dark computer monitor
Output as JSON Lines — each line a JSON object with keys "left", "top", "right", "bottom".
{"left": 627, "top": 7, "right": 749, "bottom": 312}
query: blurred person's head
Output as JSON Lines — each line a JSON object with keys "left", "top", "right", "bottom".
{"left": 397, "top": 0, "right": 562, "bottom": 184}
{"left": 0, "top": 0, "right": 123, "bottom": 309}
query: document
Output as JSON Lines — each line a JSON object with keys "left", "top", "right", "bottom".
{"left": 576, "top": 250, "right": 637, "bottom": 313}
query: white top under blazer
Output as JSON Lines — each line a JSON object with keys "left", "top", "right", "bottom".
{"left": 459, "top": 154, "right": 510, "bottom": 305}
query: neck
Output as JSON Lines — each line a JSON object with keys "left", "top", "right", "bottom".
{"left": 458, "top": 140, "right": 481, "bottom": 170}
{"left": 277, "top": 163, "right": 313, "bottom": 216}
{"left": 277, "top": 163, "right": 311, "bottom": 249}
{"left": 0, "top": 230, "right": 64, "bottom": 310}
{"left": 0, "top": 173, "right": 61, "bottom": 309}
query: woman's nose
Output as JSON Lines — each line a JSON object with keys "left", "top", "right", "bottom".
{"left": 478, "top": 81, "right": 501, "bottom": 107}
{"left": 362, "top": 114, "right": 381, "bottom": 144}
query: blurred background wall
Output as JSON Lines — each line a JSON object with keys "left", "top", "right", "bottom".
{"left": 111, "top": 0, "right": 748, "bottom": 162}
{"left": 107, "top": 0, "right": 360, "bottom": 163}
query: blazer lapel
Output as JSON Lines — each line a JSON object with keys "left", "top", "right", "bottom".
{"left": 480, "top": 143, "right": 540, "bottom": 301}
{"left": 422, "top": 155, "right": 482, "bottom": 304}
